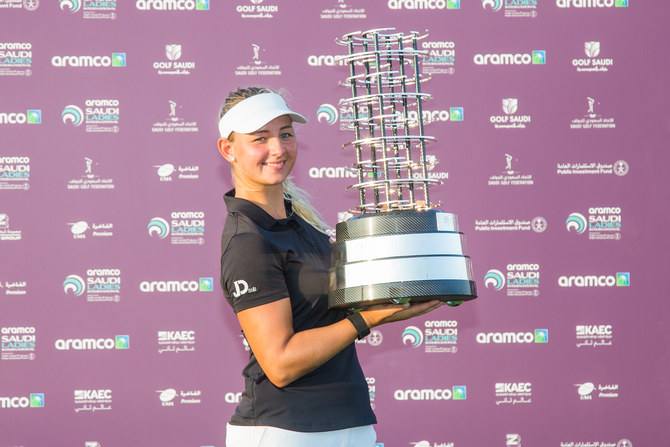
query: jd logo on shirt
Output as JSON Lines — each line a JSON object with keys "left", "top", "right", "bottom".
{"left": 232, "top": 280, "right": 256, "bottom": 298}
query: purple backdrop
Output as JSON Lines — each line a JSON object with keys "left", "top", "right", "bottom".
{"left": 1, "top": 1, "right": 668, "bottom": 446}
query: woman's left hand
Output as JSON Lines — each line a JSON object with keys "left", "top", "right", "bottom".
{"left": 360, "top": 300, "right": 444, "bottom": 328}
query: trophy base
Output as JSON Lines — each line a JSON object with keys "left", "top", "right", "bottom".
{"left": 328, "top": 278, "right": 477, "bottom": 309}
{"left": 328, "top": 210, "right": 478, "bottom": 309}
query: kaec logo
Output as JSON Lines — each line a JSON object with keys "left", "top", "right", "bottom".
{"left": 496, "top": 382, "right": 531, "bottom": 393}
{"left": 577, "top": 324, "right": 612, "bottom": 337}
{"left": 158, "top": 330, "right": 195, "bottom": 342}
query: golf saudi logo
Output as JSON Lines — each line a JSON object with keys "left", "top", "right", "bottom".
{"left": 317, "top": 104, "right": 338, "bottom": 125}
{"left": 484, "top": 269, "right": 505, "bottom": 291}
{"left": 63, "top": 275, "right": 85, "bottom": 296}
{"left": 566, "top": 212, "right": 587, "bottom": 234}
{"left": 585, "top": 41, "right": 599, "bottom": 58}
{"left": 503, "top": 98, "right": 517, "bottom": 114}
{"left": 148, "top": 217, "right": 170, "bottom": 239}
{"left": 62, "top": 105, "right": 83, "bottom": 126}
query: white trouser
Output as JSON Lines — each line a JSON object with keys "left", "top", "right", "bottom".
{"left": 226, "top": 423, "right": 377, "bottom": 447}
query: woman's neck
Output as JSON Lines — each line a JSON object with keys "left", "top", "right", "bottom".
{"left": 235, "top": 184, "right": 287, "bottom": 219}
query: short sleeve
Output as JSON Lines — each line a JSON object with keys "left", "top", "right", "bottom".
{"left": 221, "top": 230, "right": 289, "bottom": 313}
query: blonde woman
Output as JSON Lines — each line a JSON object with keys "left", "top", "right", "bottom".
{"left": 217, "top": 87, "right": 444, "bottom": 447}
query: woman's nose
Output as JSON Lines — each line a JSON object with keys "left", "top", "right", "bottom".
{"left": 267, "top": 136, "right": 285, "bottom": 155}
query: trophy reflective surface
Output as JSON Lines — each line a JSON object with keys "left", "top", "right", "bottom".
{"left": 328, "top": 29, "right": 477, "bottom": 310}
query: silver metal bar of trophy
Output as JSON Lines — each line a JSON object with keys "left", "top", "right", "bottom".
{"left": 328, "top": 28, "right": 478, "bottom": 310}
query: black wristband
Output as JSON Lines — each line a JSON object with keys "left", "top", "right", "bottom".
{"left": 346, "top": 312, "right": 370, "bottom": 340}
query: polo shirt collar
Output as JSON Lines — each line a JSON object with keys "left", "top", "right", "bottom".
{"left": 224, "top": 189, "right": 294, "bottom": 230}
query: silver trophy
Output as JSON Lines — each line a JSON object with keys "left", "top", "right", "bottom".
{"left": 328, "top": 28, "right": 477, "bottom": 309}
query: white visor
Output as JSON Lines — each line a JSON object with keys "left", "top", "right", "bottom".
{"left": 218, "top": 92, "right": 307, "bottom": 138}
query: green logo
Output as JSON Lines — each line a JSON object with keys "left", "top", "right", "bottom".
{"left": 112, "top": 53, "right": 126, "bottom": 67}
{"left": 199, "top": 277, "right": 213, "bottom": 292}
{"left": 616, "top": 272, "right": 630, "bottom": 287}
{"left": 447, "top": 0, "right": 460, "bottom": 9}
{"left": 196, "top": 0, "right": 209, "bottom": 10}
{"left": 615, "top": 0, "right": 628, "bottom": 7}
{"left": 27, "top": 110, "right": 41, "bottom": 124}
{"left": 115, "top": 335, "right": 129, "bottom": 349}
{"left": 532, "top": 51, "right": 546, "bottom": 65}
{"left": 535, "top": 329, "right": 548, "bottom": 343}
{"left": 452, "top": 386, "right": 466, "bottom": 400}
{"left": 450, "top": 107, "right": 464, "bottom": 121}
{"left": 30, "top": 394, "right": 44, "bottom": 407}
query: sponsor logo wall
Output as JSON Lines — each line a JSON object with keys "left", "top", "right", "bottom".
{"left": 0, "top": 2, "right": 667, "bottom": 446}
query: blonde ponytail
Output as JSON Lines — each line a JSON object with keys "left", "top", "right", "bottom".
{"left": 283, "top": 177, "right": 330, "bottom": 234}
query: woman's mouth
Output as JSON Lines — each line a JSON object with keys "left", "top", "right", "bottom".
{"left": 264, "top": 160, "right": 286, "bottom": 169}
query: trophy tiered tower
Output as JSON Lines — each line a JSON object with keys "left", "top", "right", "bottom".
{"left": 328, "top": 28, "right": 477, "bottom": 309}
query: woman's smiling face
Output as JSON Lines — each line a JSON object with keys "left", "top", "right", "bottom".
{"left": 228, "top": 114, "right": 297, "bottom": 191}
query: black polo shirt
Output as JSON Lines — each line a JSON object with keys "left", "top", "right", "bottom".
{"left": 220, "top": 190, "right": 376, "bottom": 432}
